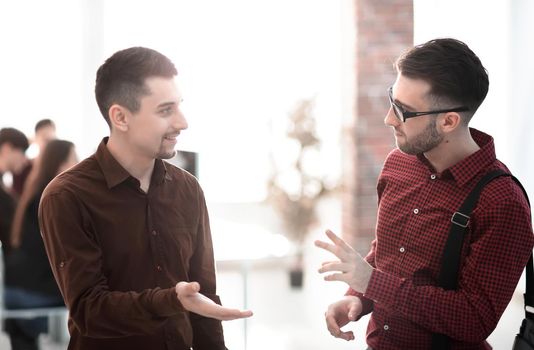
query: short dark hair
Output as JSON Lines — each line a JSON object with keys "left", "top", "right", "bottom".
{"left": 396, "top": 38, "right": 489, "bottom": 124}
{"left": 94, "top": 47, "right": 178, "bottom": 127}
{"left": 34, "top": 118, "right": 55, "bottom": 133}
{"left": 0, "top": 128, "right": 29, "bottom": 152}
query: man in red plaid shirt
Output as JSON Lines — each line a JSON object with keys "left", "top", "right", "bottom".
{"left": 316, "top": 38, "right": 534, "bottom": 349}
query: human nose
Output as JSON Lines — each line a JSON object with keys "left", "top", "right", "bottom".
{"left": 384, "top": 107, "right": 400, "bottom": 127}
{"left": 174, "top": 108, "right": 188, "bottom": 131}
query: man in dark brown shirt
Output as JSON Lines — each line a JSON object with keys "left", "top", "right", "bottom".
{"left": 38, "top": 47, "right": 252, "bottom": 350}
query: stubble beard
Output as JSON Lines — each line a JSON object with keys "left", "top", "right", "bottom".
{"left": 157, "top": 148, "right": 176, "bottom": 159}
{"left": 397, "top": 119, "right": 443, "bottom": 155}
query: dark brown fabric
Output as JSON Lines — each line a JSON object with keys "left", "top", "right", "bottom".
{"left": 38, "top": 138, "right": 225, "bottom": 350}
{"left": 5, "top": 193, "right": 64, "bottom": 298}
{"left": 0, "top": 184, "right": 16, "bottom": 254}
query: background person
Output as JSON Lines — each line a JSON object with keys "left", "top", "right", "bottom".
{"left": 10, "top": 118, "right": 56, "bottom": 198}
{"left": 0, "top": 128, "right": 29, "bottom": 253}
{"left": 4, "top": 139, "right": 77, "bottom": 350}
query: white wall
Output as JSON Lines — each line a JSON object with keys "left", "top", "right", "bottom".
{"left": 414, "top": 0, "right": 534, "bottom": 197}
{"left": 0, "top": 0, "right": 88, "bottom": 152}
{"left": 509, "top": 0, "right": 534, "bottom": 197}
{"left": 0, "top": 0, "right": 349, "bottom": 203}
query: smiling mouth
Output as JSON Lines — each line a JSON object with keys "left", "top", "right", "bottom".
{"left": 164, "top": 135, "right": 178, "bottom": 141}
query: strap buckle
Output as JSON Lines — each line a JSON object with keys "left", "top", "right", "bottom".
{"left": 451, "top": 212, "right": 470, "bottom": 228}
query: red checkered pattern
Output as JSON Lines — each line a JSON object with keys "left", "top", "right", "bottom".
{"left": 347, "top": 128, "right": 533, "bottom": 349}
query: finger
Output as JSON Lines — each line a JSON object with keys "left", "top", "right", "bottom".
{"left": 179, "top": 281, "right": 200, "bottom": 296}
{"left": 318, "top": 262, "right": 351, "bottom": 274}
{"left": 323, "top": 273, "right": 347, "bottom": 283}
{"left": 348, "top": 303, "right": 358, "bottom": 321}
{"left": 325, "top": 313, "right": 341, "bottom": 336}
{"left": 326, "top": 314, "right": 354, "bottom": 341}
{"left": 185, "top": 281, "right": 200, "bottom": 294}
{"left": 190, "top": 281, "right": 200, "bottom": 293}
{"left": 325, "top": 229, "right": 354, "bottom": 254}
{"left": 321, "top": 260, "right": 338, "bottom": 266}
{"left": 338, "top": 330, "right": 355, "bottom": 341}
{"left": 218, "top": 308, "right": 254, "bottom": 321}
{"left": 314, "top": 240, "right": 340, "bottom": 257}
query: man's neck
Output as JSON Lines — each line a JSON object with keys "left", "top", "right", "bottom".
{"left": 106, "top": 136, "right": 154, "bottom": 192}
{"left": 423, "top": 128, "right": 480, "bottom": 174}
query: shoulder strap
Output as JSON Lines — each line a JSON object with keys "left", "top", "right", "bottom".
{"left": 433, "top": 169, "right": 532, "bottom": 349}
{"left": 439, "top": 169, "right": 511, "bottom": 290}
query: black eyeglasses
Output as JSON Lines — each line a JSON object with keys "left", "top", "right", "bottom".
{"left": 387, "top": 87, "right": 469, "bottom": 122}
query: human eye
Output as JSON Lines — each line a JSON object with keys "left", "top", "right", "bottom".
{"left": 158, "top": 105, "right": 175, "bottom": 116}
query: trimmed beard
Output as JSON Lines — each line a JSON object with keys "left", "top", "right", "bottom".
{"left": 398, "top": 118, "right": 443, "bottom": 155}
{"left": 157, "top": 148, "right": 176, "bottom": 159}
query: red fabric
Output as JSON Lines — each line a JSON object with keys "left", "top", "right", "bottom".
{"left": 348, "top": 128, "right": 533, "bottom": 349}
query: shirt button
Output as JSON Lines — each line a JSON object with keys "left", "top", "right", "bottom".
{"left": 151, "top": 230, "right": 157, "bottom": 236}
{"left": 156, "top": 265, "right": 162, "bottom": 271}
{"left": 430, "top": 174, "right": 437, "bottom": 180}
{"left": 383, "top": 324, "right": 389, "bottom": 331}
{"left": 399, "top": 247, "right": 405, "bottom": 253}
{"left": 413, "top": 208, "right": 419, "bottom": 214}
{"left": 59, "top": 261, "right": 65, "bottom": 268}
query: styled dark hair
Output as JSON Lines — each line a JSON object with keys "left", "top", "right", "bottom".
{"left": 0, "top": 128, "right": 29, "bottom": 151}
{"left": 34, "top": 118, "right": 55, "bottom": 133}
{"left": 396, "top": 38, "right": 489, "bottom": 124}
{"left": 94, "top": 47, "right": 178, "bottom": 128}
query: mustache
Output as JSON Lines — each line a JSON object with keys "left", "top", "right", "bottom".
{"left": 164, "top": 132, "right": 180, "bottom": 138}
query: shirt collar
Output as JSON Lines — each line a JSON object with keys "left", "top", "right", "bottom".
{"left": 94, "top": 137, "right": 170, "bottom": 189}
{"left": 418, "top": 128, "right": 496, "bottom": 187}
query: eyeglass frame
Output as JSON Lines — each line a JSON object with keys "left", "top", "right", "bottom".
{"left": 387, "top": 86, "right": 469, "bottom": 122}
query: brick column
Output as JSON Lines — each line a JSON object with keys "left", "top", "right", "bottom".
{"left": 342, "top": 0, "right": 413, "bottom": 253}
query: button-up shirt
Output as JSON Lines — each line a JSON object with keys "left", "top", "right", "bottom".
{"left": 38, "top": 138, "right": 225, "bottom": 350}
{"left": 348, "top": 128, "right": 533, "bottom": 349}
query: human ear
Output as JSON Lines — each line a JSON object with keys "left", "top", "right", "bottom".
{"left": 108, "top": 105, "right": 129, "bottom": 132}
{"left": 439, "top": 112, "right": 462, "bottom": 132}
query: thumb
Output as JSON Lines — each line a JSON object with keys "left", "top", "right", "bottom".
{"left": 348, "top": 303, "right": 358, "bottom": 321}
{"left": 177, "top": 281, "right": 201, "bottom": 296}
{"left": 187, "top": 281, "right": 201, "bottom": 294}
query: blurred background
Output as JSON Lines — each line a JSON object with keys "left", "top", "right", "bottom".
{"left": 0, "top": 0, "right": 533, "bottom": 349}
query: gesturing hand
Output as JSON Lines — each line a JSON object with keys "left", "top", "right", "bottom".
{"left": 314, "top": 229, "right": 373, "bottom": 293}
{"left": 175, "top": 281, "right": 253, "bottom": 321}
{"left": 325, "top": 296, "right": 363, "bottom": 341}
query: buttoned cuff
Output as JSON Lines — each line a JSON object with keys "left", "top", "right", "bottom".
{"left": 363, "top": 268, "right": 404, "bottom": 309}
{"left": 345, "top": 288, "right": 374, "bottom": 319}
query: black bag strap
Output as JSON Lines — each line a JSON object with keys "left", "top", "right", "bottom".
{"left": 432, "top": 169, "right": 532, "bottom": 349}
{"left": 524, "top": 255, "right": 534, "bottom": 320}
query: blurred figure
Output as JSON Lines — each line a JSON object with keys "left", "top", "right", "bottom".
{"left": 33, "top": 119, "right": 57, "bottom": 156}
{"left": 4, "top": 139, "right": 77, "bottom": 350}
{"left": 10, "top": 119, "right": 57, "bottom": 248}
{"left": 0, "top": 128, "right": 29, "bottom": 253}
{"left": 12, "top": 119, "right": 56, "bottom": 197}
